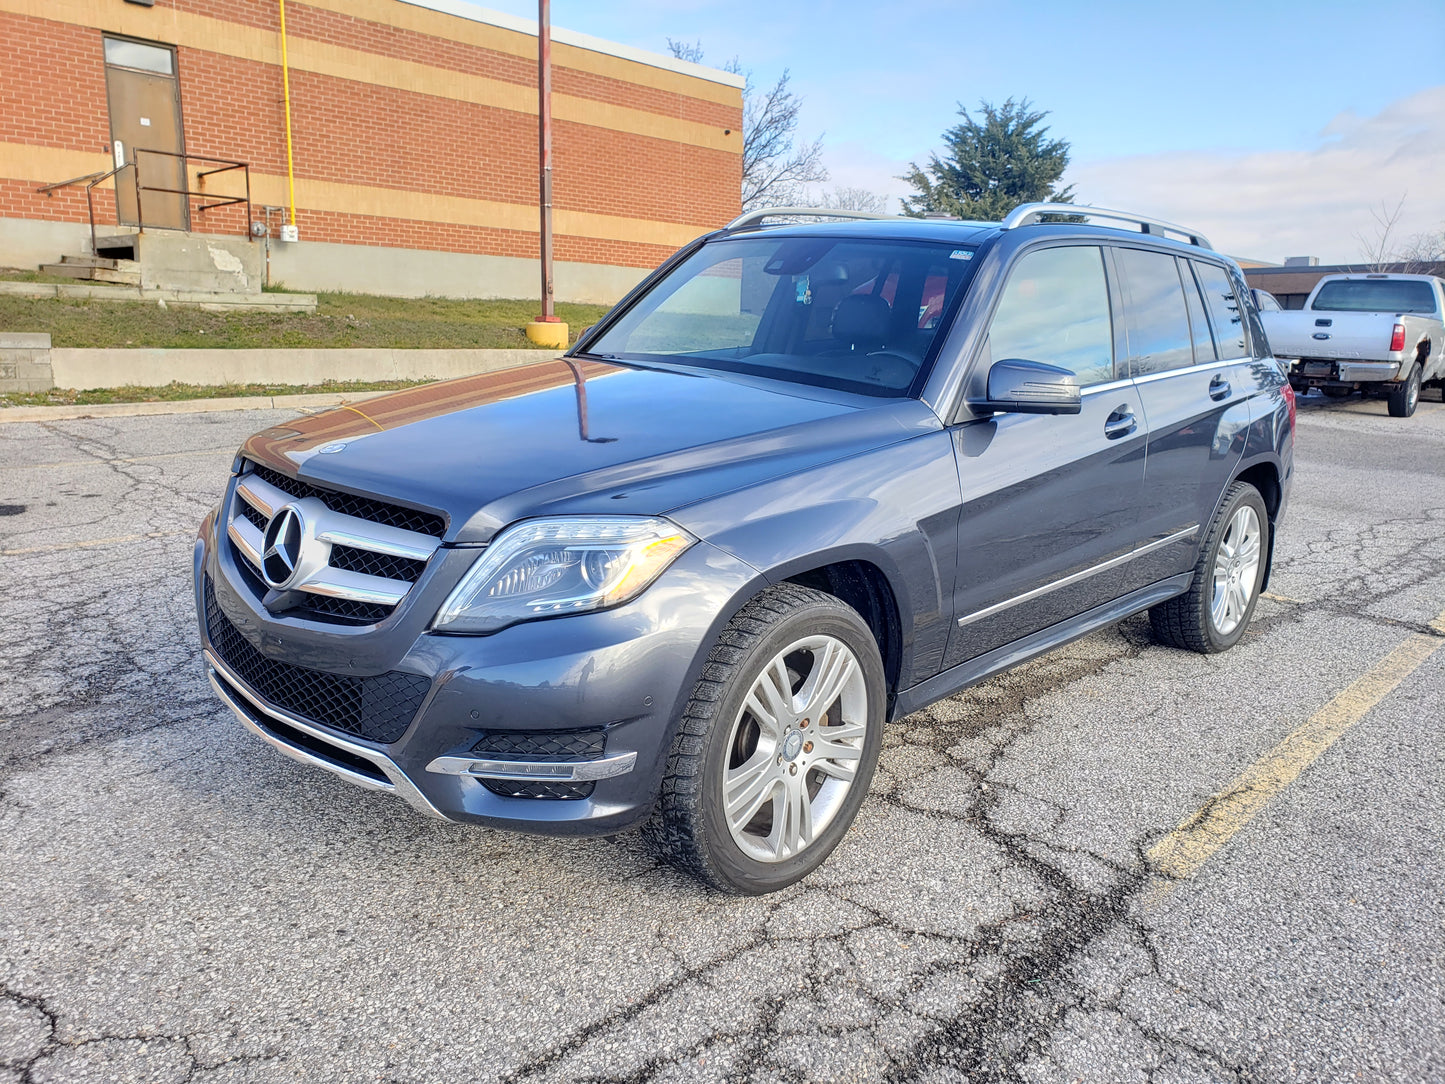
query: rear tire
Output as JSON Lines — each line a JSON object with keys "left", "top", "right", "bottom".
{"left": 646, "top": 584, "right": 885, "bottom": 895}
{"left": 1387, "top": 363, "right": 1422, "bottom": 418}
{"left": 1150, "top": 482, "right": 1269, "bottom": 654}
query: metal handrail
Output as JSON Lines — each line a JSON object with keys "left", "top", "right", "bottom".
{"left": 133, "top": 148, "right": 252, "bottom": 232}
{"left": 1001, "top": 202, "right": 1213, "bottom": 250}
{"left": 36, "top": 170, "right": 109, "bottom": 195}
{"left": 85, "top": 164, "right": 133, "bottom": 258}
{"left": 35, "top": 149, "right": 253, "bottom": 258}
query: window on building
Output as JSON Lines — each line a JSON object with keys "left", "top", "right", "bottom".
{"left": 104, "top": 38, "right": 174, "bottom": 75}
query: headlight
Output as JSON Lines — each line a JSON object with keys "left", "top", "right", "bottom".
{"left": 432, "top": 516, "right": 697, "bottom": 634}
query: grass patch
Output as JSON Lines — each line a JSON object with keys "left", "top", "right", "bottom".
{"left": 0, "top": 286, "right": 612, "bottom": 349}
{"left": 0, "top": 270, "right": 85, "bottom": 286}
{"left": 1, "top": 378, "right": 435, "bottom": 408}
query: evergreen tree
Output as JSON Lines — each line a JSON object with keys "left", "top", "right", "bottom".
{"left": 901, "top": 98, "right": 1073, "bottom": 220}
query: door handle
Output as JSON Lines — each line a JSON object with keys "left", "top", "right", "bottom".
{"left": 1209, "top": 375, "right": 1231, "bottom": 401}
{"left": 1103, "top": 407, "right": 1136, "bottom": 440}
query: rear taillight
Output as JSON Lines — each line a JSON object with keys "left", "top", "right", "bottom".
{"left": 1282, "top": 379, "right": 1296, "bottom": 438}
{"left": 1389, "top": 323, "right": 1406, "bottom": 352}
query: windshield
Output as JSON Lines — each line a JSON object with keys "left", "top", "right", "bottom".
{"left": 586, "top": 235, "right": 978, "bottom": 396}
{"left": 1311, "top": 279, "right": 1437, "bottom": 314}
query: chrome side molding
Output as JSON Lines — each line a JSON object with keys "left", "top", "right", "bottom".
{"left": 957, "top": 525, "right": 1200, "bottom": 628}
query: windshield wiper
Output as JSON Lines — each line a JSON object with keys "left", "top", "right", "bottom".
{"left": 569, "top": 351, "right": 704, "bottom": 377}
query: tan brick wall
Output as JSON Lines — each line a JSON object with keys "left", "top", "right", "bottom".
{"left": 0, "top": 1, "right": 741, "bottom": 272}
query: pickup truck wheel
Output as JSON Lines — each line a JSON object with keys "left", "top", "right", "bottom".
{"left": 1150, "top": 482, "right": 1269, "bottom": 654}
{"left": 1387, "top": 363, "right": 1422, "bottom": 418}
{"left": 1320, "top": 386, "right": 1352, "bottom": 399}
{"left": 647, "top": 584, "right": 885, "bottom": 895}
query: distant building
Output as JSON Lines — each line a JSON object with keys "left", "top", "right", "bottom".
{"left": 0, "top": 0, "right": 743, "bottom": 302}
{"left": 1245, "top": 261, "right": 1445, "bottom": 309}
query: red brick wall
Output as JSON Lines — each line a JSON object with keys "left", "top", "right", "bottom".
{"left": 0, "top": 14, "right": 110, "bottom": 155}
{"left": 1, "top": 2, "right": 742, "bottom": 270}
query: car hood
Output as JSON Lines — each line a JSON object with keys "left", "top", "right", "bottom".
{"left": 241, "top": 359, "right": 941, "bottom": 542}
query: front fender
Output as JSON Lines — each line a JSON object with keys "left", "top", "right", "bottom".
{"left": 669, "top": 431, "right": 962, "bottom": 687}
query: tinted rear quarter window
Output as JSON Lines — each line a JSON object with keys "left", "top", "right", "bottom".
{"left": 1182, "top": 261, "right": 1218, "bottom": 362}
{"left": 1194, "top": 262, "right": 1248, "bottom": 358}
{"left": 1115, "top": 247, "right": 1195, "bottom": 376}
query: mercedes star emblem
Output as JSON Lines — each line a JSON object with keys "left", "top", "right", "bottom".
{"left": 261, "top": 504, "right": 305, "bottom": 588}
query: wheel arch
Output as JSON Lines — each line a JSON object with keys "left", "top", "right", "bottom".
{"left": 782, "top": 558, "right": 905, "bottom": 711}
{"left": 1231, "top": 459, "right": 1282, "bottom": 591}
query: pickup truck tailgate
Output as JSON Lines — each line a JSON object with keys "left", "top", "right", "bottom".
{"left": 1262, "top": 311, "right": 1398, "bottom": 360}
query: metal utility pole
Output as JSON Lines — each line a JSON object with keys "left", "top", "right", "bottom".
{"left": 526, "top": 0, "right": 566, "bottom": 346}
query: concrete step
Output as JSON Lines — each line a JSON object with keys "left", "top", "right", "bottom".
{"left": 58, "top": 255, "right": 138, "bottom": 272}
{"left": 39, "top": 263, "right": 142, "bottom": 286}
{"left": 40, "top": 263, "right": 98, "bottom": 280}
{"left": 90, "top": 267, "right": 142, "bottom": 286}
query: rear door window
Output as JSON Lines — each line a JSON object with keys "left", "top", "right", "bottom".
{"left": 984, "top": 245, "right": 1115, "bottom": 386}
{"left": 1182, "top": 261, "right": 1218, "bottom": 362}
{"left": 1194, "top": 261, "right": 1248, "bottom": 358}
{"left": 1115, "top": 248, "right": 1195, "bottom": 376}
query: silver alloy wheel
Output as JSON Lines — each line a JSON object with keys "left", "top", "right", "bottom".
{"left": 1210, "top": 504, "right": 1262, "bottom": 636}
{"left": 721, "top": 634, "right": 869, "bottom": 863}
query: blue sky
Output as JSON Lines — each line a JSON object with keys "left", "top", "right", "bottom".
{"left": 459, "top": 0, "right": 1445, "bottom": 263}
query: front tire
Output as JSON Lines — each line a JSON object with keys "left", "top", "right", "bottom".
{"left": 1150, "top": 482, "right": 1269, "bottom": 654}
{"left": 1387, "top": 362, "right": 1421, "bottom": 418}
{"left": 647, "top": 584, "right": 885, "bottom": 894}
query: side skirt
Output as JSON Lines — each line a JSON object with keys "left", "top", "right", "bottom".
{"left": 890, "top": 572, "right": 1194, "bottom": 721}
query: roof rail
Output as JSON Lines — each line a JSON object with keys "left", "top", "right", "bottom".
{"left": 1000, "top": 203, "right": 1213, "bottom": 250}
{"left": 724, "top": 206, "right": 900, "bottom": 231}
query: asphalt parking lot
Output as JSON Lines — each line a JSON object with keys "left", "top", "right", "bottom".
{"left": 2, "top": 389, "right": 1442, "bottom": 1083}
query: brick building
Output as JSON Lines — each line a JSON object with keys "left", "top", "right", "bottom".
{"left": 0, "top": 0, "right": 744, "bottom": 302}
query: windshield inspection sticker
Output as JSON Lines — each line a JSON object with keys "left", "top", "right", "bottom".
{"left": 950, "top": 249, "right": 974, "bottom": 260}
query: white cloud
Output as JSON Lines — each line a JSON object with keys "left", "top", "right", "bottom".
{"left": 813, "top": 87, "right": 1445, "bottom": 264}
{"left": 1066, "top": 86, "right": 1445, "bottom": 263}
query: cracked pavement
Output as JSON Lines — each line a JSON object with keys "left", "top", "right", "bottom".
{"left": 1, "top": 391, "right": 1442, "bottom": 1082}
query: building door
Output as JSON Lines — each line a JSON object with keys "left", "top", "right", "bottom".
{"left": 103, "top": 37, "right": 188, "bottom": 231}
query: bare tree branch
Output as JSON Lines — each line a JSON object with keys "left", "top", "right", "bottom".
{"left": 801, "top": 186, "right": 890, "bottom": 213}
{"left": 1353, "top": 193, "right": 1408, "bottom": 268}
{"left": 666, "top": 42, "right": 827, "bottom": 210}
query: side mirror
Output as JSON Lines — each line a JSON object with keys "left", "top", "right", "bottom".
{"left": 970, "top": 359, "right": 1082, "bottom": 415}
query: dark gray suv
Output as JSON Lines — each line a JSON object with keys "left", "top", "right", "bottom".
{"left": 195, "top": 204, "right": 1295, "bottom": 894}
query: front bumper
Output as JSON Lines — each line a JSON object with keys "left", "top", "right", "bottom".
{"left": 194, "top": 509, "right": 761, "bottom": 835}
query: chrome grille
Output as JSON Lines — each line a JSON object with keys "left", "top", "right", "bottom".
{"left": 226, "top": 461, "right": 444, "bottom": 625}
{"left": 247, "top": 462, "right": 446, "bottom": 537}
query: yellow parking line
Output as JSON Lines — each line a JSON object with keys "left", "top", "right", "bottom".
{"left": 1, "top": 529, "right": 193, "bottom": 557}
{"left": 1149, "top": 615, "right": 1445, "bottom": 883}
{"left": 1261, "top": 591, "right": 1307, "bottom": 604}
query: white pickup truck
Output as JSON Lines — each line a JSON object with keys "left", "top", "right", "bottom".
{"left": 1262, "top": 273, "right": 1444, "bottom": 418}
